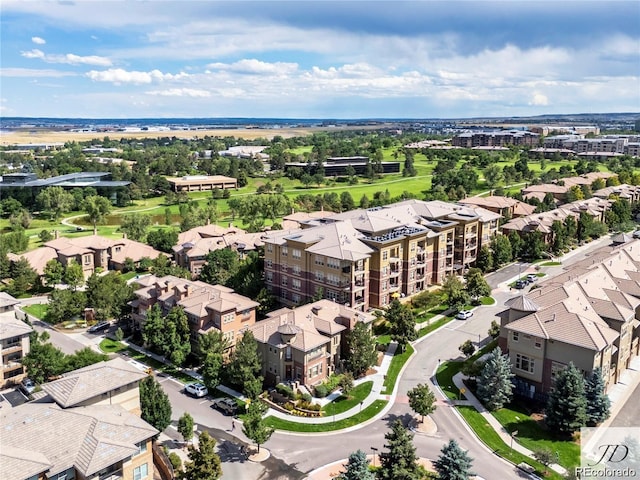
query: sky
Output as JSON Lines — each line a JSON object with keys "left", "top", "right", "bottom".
{"left": 1, "top": 1, "right": 639, "bottom": 119}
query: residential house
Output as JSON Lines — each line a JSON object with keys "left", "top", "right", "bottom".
{"left": 130, "top": 274, "right": 259, "bottom": 349}
{"left": 7, "top": 234, "right": 166, "bottom": 279}
{"left": 0, "top": 358, "right": 157, "bottom": 480}
{"left": 458, "top": 196, "right": 536, "bottom": 219}
{"left": 173, "top": 224, "right": 270, "bottom": 276}
{"left": 41, "top": 357, "right": 149, "bottom": 414}
{"left": 0, "top": 293, "right": 32, "bottom": 389}
{"left": 247, "top": 300, "right": 374, "bottom": 388}
{"left": 499, "top": 240, "right": 640, "bottom": 399}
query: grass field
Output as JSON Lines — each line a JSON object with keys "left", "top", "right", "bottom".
{"left": 22, "top": 304, "right": 48, "bottom": 320}
{"left": 322, "top": 381, "right": 373, "bottom": 416}
{"left": 382, "top": 344, "right": 414, "bottom": 395}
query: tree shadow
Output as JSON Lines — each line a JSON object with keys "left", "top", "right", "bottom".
{"left": 383, "top": 412, "right": 414, "bottom": 428}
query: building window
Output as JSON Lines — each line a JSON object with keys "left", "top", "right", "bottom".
{"left": 223, "top": 331, "right": 235, "bottom": 343}
{"left": 223, "top": 313, "right": 235, "bottom": 324}
{"left": 292, "top": 279, "right": 301, "bottom": 290}
{"left": 266, "top": 272, "right": 273, "bottom": 282}
{"left": 266, "top": 259, "right": 273, "bottom": 268}
{"left": 133, "top": 463, "right": 149, "bottom": 480}
{"left": 266, "top": 244, "right": 273, "bottom": 253}
{"left": 382, "top": 250, "right": 388, "bottom": 261}
{"left": 327, "top": 290, "right": 338, "bottom": 301}
{"left": 84, "top": 255, "right": 92, "bottom": 265}
{"left": 512, "top": 331, "right": 519, "bottom": 342}
{"left": 315, "top": 255, "right": 325, "bottom": 266}
{"left": 292, "top": 249, "right": 301, "bottom": 260}
{"left": 327, "top": 257, "right": 340, "bottom": 269}
{"left": 315, "top": 271, "right": 324, "bottom": 281}
{"left": 534, "top": 339, "right": 542, "bottom": 349}
{"left": 515, "top": 354, "right": 534, "bottom": 374}
{"left": 282, "top": 276, "right": 288, "bottom": 286}
{"left": 292, "top": 265, "right": 301, "bottom": 275}
{"left": 282, "top": 246, "right": 288, "bottom": 256}
{"left": 291, "top": 293, "right": 300, "bottom": 303}
{"left": 137, "top": 440, "right": 148, "bottom": 454}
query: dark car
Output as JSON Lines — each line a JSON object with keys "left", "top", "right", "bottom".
{"left": 20, "top": 378, "right": 36, "bottom": 396}
{"left": 514, "top": 280, "right": 527, "bottom": 289}
{"left": 88, "top": 321, "right": 110, "bottom": 333}
{"left": 212, "top": 398, "right": 238, "bottom": 416}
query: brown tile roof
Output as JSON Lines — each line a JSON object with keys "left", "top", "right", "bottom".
{"left": 109, "top": 238, "right": 166, "bottom": 264}
{"left": 0, "top": 403, "right": 157, "bottom": 479}
{"left": 7, "top": 246, "right": 59, "bottom": 275}
{"left": 42, "top": 358, "right": 147, "bottom": 408}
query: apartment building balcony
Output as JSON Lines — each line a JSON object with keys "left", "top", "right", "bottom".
{"left": 464, "top": 242, "right": 477, "bottom": 251}
{"left": 99, "top": 469, "right": 123, "bottom": 480}
{"left": 2, "top": 361, "right": 23, "bottom": 372}
{"left": 445, "top": 248, "right": 454, "bottom": 257}
{"left": 446, "top": 238, "right": 454, "bottom": 245}
{"left": 389, "top": 268, "right": 401, "bottom": 277}
{"left": 1, "top": 344, "right": 22, "bottom": 355}
{"left": 389, "top": 282, "right": 400, "bottom": 291}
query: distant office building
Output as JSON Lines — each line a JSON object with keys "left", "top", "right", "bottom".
{"left": 452, "top": 130, "right": 539, "bottom": 148}
{"left": 166, "top": 175, "right": 237, "bottom": 192}
{"left": 284, "top": 156, "right": 401, "bottom": 176}
{"left": 0, "top": 171, "right": 130, "bottom": 190}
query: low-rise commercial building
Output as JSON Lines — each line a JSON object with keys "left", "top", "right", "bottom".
{"left": 166, "top": 175, "right": 237, "bottom": 192}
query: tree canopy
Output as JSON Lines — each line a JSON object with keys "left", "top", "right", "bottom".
{"left": 345, "top": 321, "right": 377, "bottom": 378}
{"left": 386, "top": 299, "right": 417, "bottom": 351}
{"left": 140, "top": 375, "right": 172, "bottom": 434}
{"left": 433, "top": 439, "right": 474, "bottom": 480}
{"left": 182, "top": 431, "right": 222, "bottom": 480}
{"left": 378, "top": 419, "right": 421, "bottom": 480}
{"left": 545, "top": 362, "right": 587, "bottom": 435}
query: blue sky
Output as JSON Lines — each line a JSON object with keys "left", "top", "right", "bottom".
{"left": 1, "top": 1, "right": 639, "bottom": 119}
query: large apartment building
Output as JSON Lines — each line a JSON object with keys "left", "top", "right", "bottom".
{"left": 0, "top": 293, "right": 32, "bottom": 389}
{"left": 130, "top": 274, "right": 259, "bottom": 349}
{"left": 452, "top": 130, "right": 540, "bottom": 148}
{"left": 263, "top": 199, "right": 500, "bottom": 309}
{"left": 248, "top": 300, "right": 375, "bottom": 388}
{"left": 499, "top": 240, "right": 640, "bottom": 400}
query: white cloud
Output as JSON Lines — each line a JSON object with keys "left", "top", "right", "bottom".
{"left": 31, "top": 36, "right": 46, "bottom": 45}
{"left": 21, "top": 48, "right": 112, "bottom": 66}
{"left": 86, "top": 68, "right": 190, "bottom": 85}
{"left": 529, "top": 92, "right": 549, "bottom": 106}
{"left": 0, "top": 67, "right": 77, "bottom": 78}
{"left": 207, "top": 59, "right": 298, "bottom": 76}
{"left": 146, "top": 88, "right": 210, "bottom": 97}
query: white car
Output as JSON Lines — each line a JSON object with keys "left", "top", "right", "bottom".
{"left": 456, "top": 310, "right": 473, "bottom": 320}
{"left": 185, "top": 383, "right": 208, "bottom": 398}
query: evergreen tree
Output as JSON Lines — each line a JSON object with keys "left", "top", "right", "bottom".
{"left": 227, "top": 331, "right": 263, "bottom": 398}
{"left": 386, "top": 299, "right": 417, "bottom": 352}
{"left": 182, "top": 431, "right": 222, "bottom": 480}
{"left": 140, "top": 376, "right": 172, "bottom": 434}
{"left": 8, "top": 258, "right": 38, "bottom": 297}
{"left": 345, "top": 321, "right": 377, "bottom": 377}
{"left": 433, "top": 439, "right": 474, "bottom": 480}
{"left": 477, "top": 347, "right": 514, "bottom": 411}
{"left": 506, "top": 232, "right": 522, "bottom": 260}
{"left": 378, "top": 419, "right": 421, "bottom": 480}
{"left": 242, "top": 400, "right": 274, "bottom": 453}
{"left": 545, "top": 362, "right": 587, "bottom": 435}
{"left": 407, "top": 383, "right": 436, "bottom": 423}
{"left": 585, "top": 367, "right": 610, "bottom": 426}
{"left": 178, "top": 412, "right": 194, "bottom": 444}
{"left": 338, "top": 449, "right": 374, "bottom": 480}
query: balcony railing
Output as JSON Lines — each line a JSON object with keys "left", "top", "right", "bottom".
{"left": 100, "top": 469, "right": 123, "bottom": 480}
{"left": 1, "top": 345, "right": 22, "bottom": 355}
{"left": 2, "top": 361, "right": 23, "bottom": 371}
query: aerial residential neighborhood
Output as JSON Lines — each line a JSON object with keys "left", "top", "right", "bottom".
{"left": 1, "top": 1, "right": 640, "bottom": 480}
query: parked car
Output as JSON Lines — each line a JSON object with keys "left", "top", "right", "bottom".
{"left": 20, "top": 378, "right": 36, "bottom": 396}
{"left": 526, "top": 274, "right": 537, "bottom": 283}
{"left": 514, "top": 280, "right": 527, "bottom": 289}
{"left": 185, "top": 383, "right": 208, "bottom": 398}
{"left": 456, "top": 310, "right": 473, "bottom": 320}
{"left": 88, "top": 321, "right": 110, "bottom": 333}
{"left": 212, "top": 397, "right": 238, "bottom": 416}
{"left": 633, "top": 230, "right": 640, "bottom": 239}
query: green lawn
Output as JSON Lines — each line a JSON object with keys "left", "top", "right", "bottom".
{"left": 119, "top": 271, "right": 139, "bottom": 281}
{"left": 323, "top": 381, "right": 373, "bottom": 416}
{"left": 263, "top": 399, "right": 388, "bottom": 432}
{"left": 382, "top": 344, "right": 414, "bottom": 395}
{"left": 492, "top": 406, "right": 581, "bottom": 469}
{"left": 417, "top": 316, "right": 453, "bottom": 338}
{"left": 22, "top": 304, "right": 48, "bottom": 320}
{"left": 479, "top": 296, "right": 495, "bottom": 305}
{"left": 436, "top": 339, "right": 498, "bottom": 399}
{"left": 457, "top": 406, "right": 564, "bottom": 480}
{"left": 540, "top": 261, "right": 562, "bottom": 267}
{"left": 99, "top": 338, "right": 127, "bottom": 353}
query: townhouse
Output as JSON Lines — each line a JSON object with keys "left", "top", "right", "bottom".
{"left": 521, "top": 172, "right": 616, "bottom": 204}
{"left": 458, "top": 195, "right": 536, "bottom": 219}
{"left": 130, "top": 274, "right": 259, "bottom": 349}
{"left": 173, "top": 223, "right": 270, "bottom": 276}
{"left": 263, "top": 199, "right": 501, "bottom": 309}
{"left": 498, "top": 240, "right": 640, "bottom": 399}
{"left": 247, "top": 300, "right": 374, "bottom": 388}
{"left": 7, "top": 234, "right": 166, "bottom": 277}
{"left": 0, "top": 293, "right": 32, "bottom": 389}
{"left": 0, "top": 358, "right": 157, "bottom": 480}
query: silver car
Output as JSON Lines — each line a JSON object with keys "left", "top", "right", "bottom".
{"left": 185, "top": 383, "right": 208, "bottom": 398}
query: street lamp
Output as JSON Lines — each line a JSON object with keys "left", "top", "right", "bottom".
{"left": 511, "top": 429, "right": 518, "bottom": 449}
{"left": 371, "top": 447, "right": 378, "bottom": 467}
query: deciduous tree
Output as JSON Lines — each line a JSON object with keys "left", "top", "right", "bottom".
{"left": 43, "top": 259, "right": 64, "bottom": 287}
{"left": 345, "top": 321, "right": 377, "bottom": 378}
{"left": 442, "top": 275, "right": 469, "bottom": 312}
{"left": 464, "top": 268, "right": 491, "bottom": 301}
{"left": 182, "top": 431, "right": 222, "bottom": 480}
{"left": 140, "top": 375, "right": 172, "bottom": 434}
{"left": 386, "top": 299, "right": 417, "bottom": 352}
{"left": 178, "top": 412, "right": 195, "bottom": 444}
{"left": 227, "top": 331, "right": 263, "bottom": 398}
{"left": 119, "top": 213, "right": 152, "bottom": 241}
{"left": 407, "top": 383, "right": 436, "bottom": 423}
{"left": 242, "top": 400, "right": 274, "bottom": 453}
{"left": 85, "top": 195, "right": 112, "bottom": 234}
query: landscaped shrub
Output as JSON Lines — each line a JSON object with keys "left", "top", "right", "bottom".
{"left": 301, "top": 392, "right": 312, "bottom": 403}
{"left": 314, "top": 384, "right": 329, "bottom": 398}
{"left": 275, "top": 383, "right": 295, "bottom": 399}
{"left": 168, "top": 452, "right": 182, "bottom": 471}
